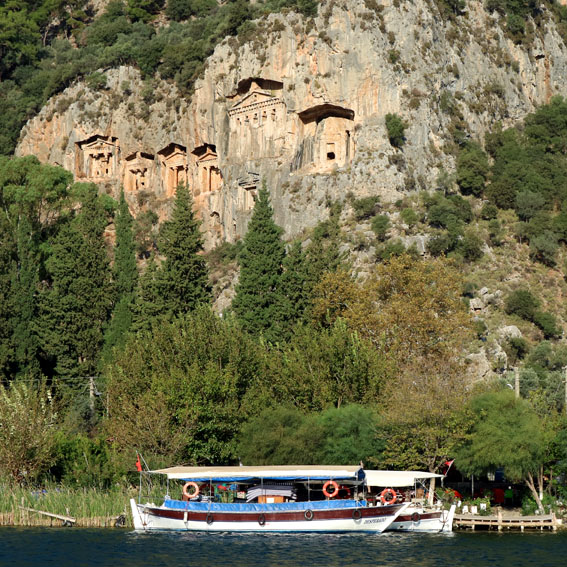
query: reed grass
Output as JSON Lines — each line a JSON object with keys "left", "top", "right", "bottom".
{"left": 0, "top": 483, "right": 138, "bottom": 527}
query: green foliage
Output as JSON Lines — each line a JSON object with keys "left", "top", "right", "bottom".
{"left": 352, "top": 195, "right": 380, "bottom": 220}
{"left": 261, "top": 319, "right": 388, "bottom": 411}
{"left": 529, "top": 231, "right": 558, "bottom": 266}
{"left": 157, "top": 183, "right": 210, "bottom": 314}
{"left": 237, "top": 404, "right": 384, "bottom": 466}
{"left": 385, "top": 113, "right": 407, "bottom": 148}
{"left": 105, "top": 308, "right": 263, "bottom": 464}
{"left": 102, "top": 191, "right": 137, "bottom": 362}
{"left": 480, "top": 203, "right": 498, "bottom": 220}
{"left": 0, "top": 379, "right": 58, "bottom": 484}
{"left": 400, "top": 207, "right": 419, "bottom": 226}
{"left": 371, "top": 214, "right": 390, "bottom": 241}
{"left": 455, "top": 390, "right": 549, "bottom": 482}
{"left": 232, "top": 185, "right": 286, "bottom": 343}
{"left": 457, "top": 228, "right": 484, "bottom": 262}
{"left": 505, "top": 288, "right": 540, "bottom": 320}
{"left": 532, "top": 311, "right": 561, "bottom": 339}
{"left": 456, "top": 142, "right": 489, "bottom": 197}
{"left": 37, "top": 184, "right": 113, "bottom": 380}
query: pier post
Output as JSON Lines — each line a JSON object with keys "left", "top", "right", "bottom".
{"left": 497, "top": 507, "right": 502, "bottom": 532}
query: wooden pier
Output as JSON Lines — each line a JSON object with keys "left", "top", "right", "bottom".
{"left": 18, "top": 506, "right": 76, "bottom": 527}
{"left": 454, "top": 508, "right": 558, "bottom": 531}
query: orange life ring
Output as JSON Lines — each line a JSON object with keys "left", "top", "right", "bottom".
{"left": 380, "top": 488, "right": 397, "bottom": 504}
{"left": 182, "top": 481, "right": 200, "bottom": 500}
{"left": 322, "top": 480, "right": 339, "bottom": 498}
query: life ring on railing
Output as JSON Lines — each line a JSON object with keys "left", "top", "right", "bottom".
{"left": 183, "top": 481, "right": 200, "bottom": 500}
{"left": 380, "top": 488, "right": 397, "bottom": 504}
{"left": 322, "top": 480, "right": 339, "bottom": 498}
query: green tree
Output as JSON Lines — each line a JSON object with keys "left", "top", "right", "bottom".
{"left": 456, "top": 142, "right": 489, "bottom": 197}
{"left": 105, "top": 308, "right": 262, "bottom": 464}
{"left": 0, "top": 379, "right": 58, "bottom": 484}
{"left": 232, "top": 185, "right": 286, "bottom": 342}
{"left": 154, "top": 184, "right": 211, "bottom": 318}
{"left": 102, "top": 190, "right": 137, "bottom": 360}
{"left": 385, "top": 113, "right": 406, "bottom": 148}
{"left": 455, "top": 389, "right": 552, "bottom": 512}
{"left": 237, "top": 404, "right": 384, "bottom": 466}
{"left": 37, "top": 184, "right": 113, "bottom": 382}
{"left": 276, "top": 240, "right": 311, "bottom": 339}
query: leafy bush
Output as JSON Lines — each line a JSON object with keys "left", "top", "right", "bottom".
{"left": 352, "top": 196, "right": 380, "bottom": 220}
{"left": 457, "top": 229, "right": 484, "bottom": 262}
{"left": 456, "top": 142, "right": 489, "bottom": 197}
{"left": 505, "top": 289, "right": 540, "bottom": 321}
{"left": 529, "top": 231, "right": 558, "bottom": 266}
{"left": 480, "top": 203, "right": 499, "bottom": 220}
{"left": 371, "top": 214, "right": 390, "bottom": 241}
{"left": 377, "top": 239, "right": 407, "bottom": 261}
{"left": 532, "top": 311, "right": 561, "bottom": 339}
{"left": 400, "top": 207, "right": 419, "bottom": 225}
{"left": 385, "top": 113, "right": 407, "bottom": 148}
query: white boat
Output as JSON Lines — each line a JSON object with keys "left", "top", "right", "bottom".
{"left": 130, "top": 465, "right": 410, "bottom": 533}
{"left": 364, "top": 470, "right": 457, "bottom": 533}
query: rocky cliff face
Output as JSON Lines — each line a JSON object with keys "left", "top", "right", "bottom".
{"left": 16, "top": 0, "right": 567, "bottom": 249}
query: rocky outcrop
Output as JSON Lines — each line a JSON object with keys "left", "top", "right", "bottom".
{"left": 16, "top": 0, "right": 567, "bottom": 248}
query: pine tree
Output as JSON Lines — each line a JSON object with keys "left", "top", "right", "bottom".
{"left": 277, "top": 240, "right": 311, "bottom": 340}
{"left": 232, "top": 185, "right": 286, "bottom": 342}
{"left": 37, "top": 184, "right": 113, "bottom": 379}
{"left": 12, "top": 216, "right": 41, "bottom": 377}
{"left": 102, "top": 191, "right": 137, "bottom": 360}
{"left": 155, "top": 183, "right": 211, "bottom": 317}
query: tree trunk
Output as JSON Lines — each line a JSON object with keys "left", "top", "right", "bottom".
{"left": 428, "top": 476, "right": 436, "bottom": 506}
{"left": 525, "top": 471, "right": 544, "bottom": 513}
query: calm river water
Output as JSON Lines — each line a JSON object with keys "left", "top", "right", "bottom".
{"left": 1, "top": 528, "right": 566, "bottom": 567}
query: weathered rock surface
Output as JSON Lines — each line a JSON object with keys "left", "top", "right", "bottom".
{"left": 16, "top": 0, "right": 567, "bottom": 249}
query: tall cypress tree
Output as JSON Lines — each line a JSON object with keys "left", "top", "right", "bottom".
{"left": 232, "top": 185, "right": 286, "bottom": 342}
{"left": 102, "top": 190, "right": 137, "bottom": 360}
{"left": 12, "top": 216, "right": 41, "bottom": 377}
{"left": 38, "top": 184, "right": 113, "bottom": 379}
{"left": 276, "top": 240, "right": 311, "bottom": 339}
{"left": 154, "top": 183, "right": 211, "bottom": 317}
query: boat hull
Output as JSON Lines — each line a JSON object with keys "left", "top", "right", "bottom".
{"left": 130, "top": 499, "right": 409, "bottom": 533}
{"left": 388, "top": 504, "right": 456, "bottom": 533}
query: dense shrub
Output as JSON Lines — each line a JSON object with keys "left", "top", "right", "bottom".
{"left": 456, "top": 142, "right": 489, "bottom": 197}
{"left": 385, "top": 113, "right": 407, "bottom": 148}
{"left": 400, "top": 207, "right": 419, "bottom": 225}
{"left": 532, "top": 311, "right": 562, "bottom": 339}
{"left": 371, "top": 214, "right": 390, "bottom": 241}
{"left": 505, "top": 289, "right": 540, "bottom": 320}
{"left": 352, "top": 196, "right": 380, "bottom": 220}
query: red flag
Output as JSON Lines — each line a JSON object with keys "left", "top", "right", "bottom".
{"left": 442, "top": 459, "right": 455, "bottom": 476}
{"left": 135, "top": 454, "right": 142, "bottom": 472}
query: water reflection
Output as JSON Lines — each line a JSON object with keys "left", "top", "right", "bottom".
{"left": 1, "top": 528, "right": 566, "bottom": 567}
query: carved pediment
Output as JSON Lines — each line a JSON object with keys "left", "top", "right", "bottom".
{"left": 157, "top": 143, "right": 187, "bottom": 161}
{"left": 198, "top": 148, "right": 218, "bottom": 163}
{"left": 78, "top": 135, "right": 118, "bottom": 151}
{"left": 125, "top": 151, "right": 154, "bottom": 163}
{"left": 229, "top": 90, "right": 280, "bottom": 113}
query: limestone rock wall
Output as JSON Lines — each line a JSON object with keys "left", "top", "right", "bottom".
{"left": 15, "top": 0, "right": 567, "bottom": 248}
